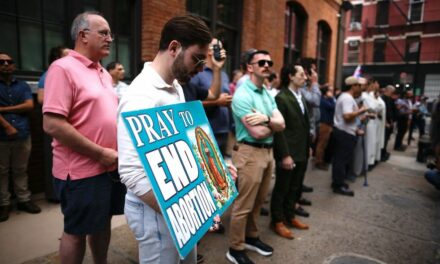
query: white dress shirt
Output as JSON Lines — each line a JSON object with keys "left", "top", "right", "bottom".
{"left": 117, "top": 62, "right": 185, "bottom": 196}
{"left": 289, "top": 87, "right": 305, "bottom": 114}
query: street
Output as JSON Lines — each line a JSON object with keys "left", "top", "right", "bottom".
{"left": 1, "top": 143, "right": 439, "bottom": 264}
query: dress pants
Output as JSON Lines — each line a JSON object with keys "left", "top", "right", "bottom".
{"left": 315, "top": 123, "right": 333, "bottom": 165}
{"left": 394, "top": 116, "right": 408, "bottom": 149}
{"left": 381, "top": 125, "right": 393, "bottom": 157}
{"left": 270, "top": 161, "right": 307, "bottom": 223}
{"left": 229, "top": 143, "right": 273, "bottom": 250}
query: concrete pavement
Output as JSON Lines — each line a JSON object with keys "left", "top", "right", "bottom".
{"left": 1, "top": 142, "right": 439, "bottom": 264}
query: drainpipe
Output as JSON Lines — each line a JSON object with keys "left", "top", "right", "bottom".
{"left": 335, "top": 0, "right": 353, "bottom": 89}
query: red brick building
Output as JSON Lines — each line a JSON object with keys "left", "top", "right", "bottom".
{"left": 343, "top": 0, "right": 440, "bottom": 98}
{"left": 0, "top": 0, "right": 342, "bottom": 193}
{"left": 141, "top": 0, "right": 342, "bottom": 85}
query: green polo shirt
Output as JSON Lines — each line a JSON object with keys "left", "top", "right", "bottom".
{"left": 232, "top": 79, "right": 277, "bottom": 144}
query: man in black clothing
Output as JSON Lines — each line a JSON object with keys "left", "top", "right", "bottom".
{"left": 381, "top": 85, "right": 398, "bottom": 160}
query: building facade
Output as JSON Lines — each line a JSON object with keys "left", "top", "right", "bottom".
{"left": 343, "top": 0, "right": 440, "bottom": 99}
{"left": 0, "top": 0, "right": 341, "bottom": 193}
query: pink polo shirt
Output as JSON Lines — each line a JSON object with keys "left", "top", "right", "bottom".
{"left": 43, "top": 50, "right": 118, "bottom": 180}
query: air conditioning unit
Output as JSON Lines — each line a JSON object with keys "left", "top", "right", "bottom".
{"left": 348, "top": 40, "right": 360, "bottom": 47}
{"left": 349, "top": 22, "right": 362, "bottom": 31}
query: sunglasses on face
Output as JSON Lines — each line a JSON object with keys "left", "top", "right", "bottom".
{"left": 0, "top": 59, "right": 14, "bottom": 65}
{"left": 250, "top": 59, "right": 273, "bottom": 67}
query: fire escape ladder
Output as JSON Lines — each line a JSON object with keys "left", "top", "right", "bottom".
{"left": 390, "top": 0, "right": 412, "bottom": 25}
{"left": 374, "top": 26, "right": 407, "bottom": 62}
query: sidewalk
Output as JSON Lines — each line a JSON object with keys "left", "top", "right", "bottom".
{"left": 1, "top": 141, "right": 439, "bottom": 264}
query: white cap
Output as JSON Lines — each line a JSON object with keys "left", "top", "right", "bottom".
{"left": 345, "top": 76, "right": 367, "bottom": 86}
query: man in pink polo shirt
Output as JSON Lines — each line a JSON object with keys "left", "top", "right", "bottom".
{"left": 43, "top": 11, "right": 125, "bottom": 263}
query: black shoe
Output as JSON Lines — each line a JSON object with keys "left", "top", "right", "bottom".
{"left": 0, "top": 205, "right": 10, "bottom": 222}
{"left": 17, "top": 201, "right": 41, "bottom": 214}
{"left": 197, "top": 254, "right": 205, "bottom": 264}
{"left": 244, "top": 237, "right": 273, "bottom": 256}
{"left": 331, "top": 182, "right": 348, "bottom": 189}
{"left": 380, "top": 153, "right": 390, "bottom": 162}
{"left": 333, "top": 186, "right": 354, "bottom": 197}
{"left": 394, "top": 146, "right": 406, "bottom": 151}
{"left": 294, "top": 206, "right": 310, "bottom": 217}
{"left": 298, "top": 198, "right": 312, "bottom": 206}
{"left": 302, "top": 185, "right": 314, "bottom": 193}
{"left": 226, "top": 248, "right": 255, "bottom": 264}
{"left": 260, "top": 207, "right": 269, "bottom": 216}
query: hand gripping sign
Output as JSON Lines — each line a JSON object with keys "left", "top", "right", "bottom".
{"left": 122, "top": 101, "right": 238, "bottom": 258}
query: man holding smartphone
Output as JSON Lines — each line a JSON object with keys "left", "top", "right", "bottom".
{"left": 186, "top": 38, "right": 231, "bottom": 155}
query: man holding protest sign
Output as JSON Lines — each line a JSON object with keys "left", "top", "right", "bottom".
{"left": 117, "top": 15, "right": 213, "bottom": 263}
{"left": 227, "top": 50, "right": 285, "bottom": 264}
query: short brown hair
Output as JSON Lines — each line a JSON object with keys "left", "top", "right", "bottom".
{"left": 159, "top": 15, "right": 212, "bottom": 51}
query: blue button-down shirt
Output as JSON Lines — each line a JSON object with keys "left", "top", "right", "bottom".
{"left": 0, "top": 78, "right": 33, "bottom": 140}
{"left": 188, "top": 67, "right": 231, "bottom": 134}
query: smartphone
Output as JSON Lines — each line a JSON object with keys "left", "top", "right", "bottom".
{"left": 213, "top": 40, "right": 223, "bottom": 61}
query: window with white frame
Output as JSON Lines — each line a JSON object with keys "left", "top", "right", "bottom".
{"left": 409, "top": 0, "right": 424, "bottom": 22}
{"left": 347, "top": 40, "right": 360, "bottom": 63}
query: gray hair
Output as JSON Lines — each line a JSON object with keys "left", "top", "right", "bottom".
{"left": 385, "top": 85, "right": 395, "bottom": 92}
{"left": 70, "top": 11, "right": 102, "bottom": 41}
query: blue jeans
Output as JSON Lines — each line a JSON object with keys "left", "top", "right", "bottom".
{"left": 425, "top": 170, "right": 440, "bottom": 190}
{"left": 124, "top": 191, "right": 196, "bottom": 264}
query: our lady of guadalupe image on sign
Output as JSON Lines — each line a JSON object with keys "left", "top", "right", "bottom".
{"left": 193, "top": 127, "right": 233, "bottom": 207}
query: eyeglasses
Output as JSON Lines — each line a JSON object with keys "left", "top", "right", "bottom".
{"left": 250, "top": 59, "right": 273, "bottom": 68}
{"left": 83, "top": 29, "right": 114, "bottom": 40}
{"left": 192, "top": 54, "right": 206, "bottom": 68}
{"left": 0, "top": 59, "right": 14, "bottom": 65}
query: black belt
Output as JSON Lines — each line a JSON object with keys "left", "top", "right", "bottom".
{"left": 240, "top": 141, "right": 273, "bottom": 149}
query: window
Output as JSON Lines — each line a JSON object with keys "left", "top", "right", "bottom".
{"left": 409, "top": 0, "right": 423, "bottom": 22}
{"left": 405, "top": 36, "right": 420, "bottom": 61}
{"left": 284, "top": 2, "right": 307, "bottom": 65}
{"left": 347, "top": 40, "right": 360, "bottom": 63}
{"left": 350, "top": 4, "right": 362, "bottom": 23}
{"left": 187, "top": 0, "right": 242, "bottom": 75}
{"left": 316, "top": 21, "right": 331, "bottom": 84}
{"left": 0, "top": 0, "right": 137, "bottom": 79}
{"left": 375, "top": 0, "right": 389, "bottom": 26}
{"left": 0, "top": 0, "right": 67, "bottom": 73}
{"left": 373, "top": 38, "right": 386, "bottom": 62}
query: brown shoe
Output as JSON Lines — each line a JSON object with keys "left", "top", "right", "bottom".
{"left": 288, "top": 218, "right": 309, "bottom": 230}
{"left": 271, "top": 222, "right": 294, "bottom": 239}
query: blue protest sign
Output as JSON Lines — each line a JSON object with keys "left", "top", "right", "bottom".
{"left": 121, "top": 100, "right": 238, "bottom": 258}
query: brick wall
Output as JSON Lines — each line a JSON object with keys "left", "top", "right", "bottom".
{"left": 241, "top": 0, "right": 285, "bottom": 74}
{"left": 139, "top": 0, "right": 340, "bottom": 85}
{"left": 241, "top": 0, "right": 340, "bottom": 85}
{"left": 141, "top": 0, "right": 186, "bottom": 62}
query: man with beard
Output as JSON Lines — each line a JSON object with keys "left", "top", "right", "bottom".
{"left": 331, "top": 76, "right": 368, "bottom": 196}
{"left": 227, "top": 50, "right": 285, "bottom": 264}
{"left": 0, "top": 52, "right": 41, "bottom": 223}
{"left": 117, "top": 15, "right": 212, "bottom": 264}
{"left": 43, "top": 12, "right": 126, "bottom": 263}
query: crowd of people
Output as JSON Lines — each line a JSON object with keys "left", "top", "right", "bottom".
{"left": 0, "top": 11, "right": 436, "bottom": 264}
